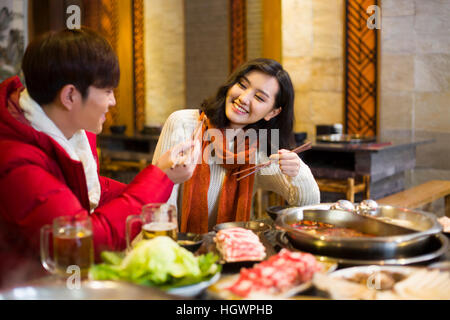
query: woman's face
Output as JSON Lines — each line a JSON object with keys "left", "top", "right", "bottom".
{"left": 225, "top": 70, "right": 281, "bottom": 130}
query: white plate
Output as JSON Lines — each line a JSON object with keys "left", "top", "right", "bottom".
{"left": 329, "top": 265, "right": 416, "bottom": 280}
{"left": 167, "top": 272, "right": 221, "bottom": 298}
{"left": 316, "top": 265, "right": 450, "bottom": 300}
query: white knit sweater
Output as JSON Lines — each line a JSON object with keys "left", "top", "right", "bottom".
{"left": 152, "top": 109, "right": 320, "bottom": 230}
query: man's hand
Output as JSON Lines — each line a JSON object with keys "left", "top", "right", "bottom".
{"left": 155, "top": 140, "right": 201, "bottom": 184}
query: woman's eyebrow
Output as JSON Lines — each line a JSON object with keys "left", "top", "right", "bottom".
{"left": 241, "top": 76, "right": 271, "bottom": 99}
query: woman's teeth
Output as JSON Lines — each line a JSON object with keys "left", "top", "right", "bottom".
{"left": 234, "top": 102, "right": 248, "bottom": 114}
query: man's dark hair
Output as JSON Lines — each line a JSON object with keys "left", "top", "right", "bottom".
{"left": 201, "top": 58, "right": 295, "bottom": 150}
{"left": 22, "top": 27, "right": 120, "bottom": 105}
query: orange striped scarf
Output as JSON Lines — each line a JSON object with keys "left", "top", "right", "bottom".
{"left": 181, "top": 113, "right": 257, "bottom": 233}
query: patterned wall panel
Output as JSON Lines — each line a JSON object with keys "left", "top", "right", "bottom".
{"left": 345, "top": 0, "right": 378, "bottom": 136}
{"left": 230, "top": 0, "right": 247, "bottom": 73}
{"left": 132, "top": 0, "right": 145, "bottom": 133}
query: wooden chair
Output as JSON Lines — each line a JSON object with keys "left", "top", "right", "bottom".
{"left": 253, "top": 175, "right": 370, "bottom": 218}
{"left": 316, "top": 175, "right": 371, "bottom": 203}
{"left": 378, "top": 180, "right": 450, "bottom": 217}
{"left": 253, "top": 189, "right": 286, "bottom": 219}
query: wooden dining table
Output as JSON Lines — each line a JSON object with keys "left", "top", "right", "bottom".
{"left": 1, "top": 217, "right": 448, "bottom": 300}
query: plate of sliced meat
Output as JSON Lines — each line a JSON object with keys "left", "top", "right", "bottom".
{"left": 207, "top": 249, "right": 337, "bottom": 299}
{"left": 213, "top": 227, "right": 270, "bottom": 272}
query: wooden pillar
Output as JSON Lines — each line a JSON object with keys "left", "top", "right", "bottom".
{"left": 262, "top": 0, "right": 281, "bottom": 62}
{"left": 115, "top": 0, "right": 134, "bottom": 136}
{"left": 83, "top": 0, "right": 136, "bottom": 136}
{"left": 28, "top": 0, "right": 66, "bottom": 40}
{"left": 229, "top": 0, "right": 247, "bottom": 72}
{"left": 83, "top": 0, "right": 119, "bottom": 133}
{"left": 132, "top": 0, "right": 145, "bottom": 134}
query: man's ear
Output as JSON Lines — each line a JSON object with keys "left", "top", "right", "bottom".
{"left": 264, "top": 107, "right": 282, "bottom": 121}
{"left": 59, "top": 85, "right": 80, "bottom": 111}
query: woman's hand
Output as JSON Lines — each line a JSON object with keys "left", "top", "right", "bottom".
{"left": 269, "top": 149, "right": 301, "bottom": 177}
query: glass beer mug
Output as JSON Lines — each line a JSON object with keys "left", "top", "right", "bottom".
{"left": 40, "top": 215, "right": 94, "bottom": 278}
{"left": 126, "top": 203, "right": 178, "bottom": 248}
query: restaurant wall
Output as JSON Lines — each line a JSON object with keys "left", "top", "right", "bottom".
{"left": 282, "top": 0, "right": 345, "bottom": 138}
{"left": 144, "top": 0, "right": 185, "bottom": 127}
{"left": 185, "top": 0, "right": 229, "bottom": 110}
{"left": 144, "top": 0, "right": 268, "bottom": 126}
{"left": 379, "top": 0, "right": 450, "bottom": 179}
{"left": 379, "top": 0, "right": 450, "bottom": 215}
{"left": 247, "top": 0, "right": 263, "bottom": 61}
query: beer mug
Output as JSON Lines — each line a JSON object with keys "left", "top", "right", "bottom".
{"left": 126, "top": 203, "right": 178, "bottom": 248}
{"left": 40, "top": 215, "right": 94, "bottom": 278}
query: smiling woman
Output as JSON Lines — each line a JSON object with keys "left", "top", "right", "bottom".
{"left": 202, "top": 58, "right": 295, "bottom": 150}
{"left": 152, "top": 58, "right": 320, "bottom": 234}
{"left": 225, "top": 70, "right": 281, "bottom": 130}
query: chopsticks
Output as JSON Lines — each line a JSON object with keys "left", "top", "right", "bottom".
{"left": 233, "top": 141, "right": 312, "bottom": 181}
{"left": 191, "top": 117, "right": 205, "bottom": 142}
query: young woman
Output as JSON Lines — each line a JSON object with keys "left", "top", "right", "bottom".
{"left": 152, "top": 58, "right": 320, "bottom": 233}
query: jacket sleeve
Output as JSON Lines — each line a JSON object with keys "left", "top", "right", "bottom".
{"left": 98, "top": 176, "right": 127, "bottom": 206}
{"left": 92, "top": 165, "right": 174, "bottom": 252}
{"left": 0, "top": 163, "right": 174, "bottom": 259}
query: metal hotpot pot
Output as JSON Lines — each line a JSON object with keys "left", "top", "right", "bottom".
{"left": 274, "top": 203, "right": 444, "bottom": 260}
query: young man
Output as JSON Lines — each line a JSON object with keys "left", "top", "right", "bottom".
{"left": 0, "top": 28, "right": 197, "bottom": 288}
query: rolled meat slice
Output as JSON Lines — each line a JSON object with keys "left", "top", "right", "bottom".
{"left": 214, "top": 227, "right": 266, "bottom": 262}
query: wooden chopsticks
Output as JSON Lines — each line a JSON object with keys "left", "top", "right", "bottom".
{"left": 191, "top": 118, "right": 205, "bottom": 142}
{"left": 233, "top": 141, "right": 312, "bottom": 181}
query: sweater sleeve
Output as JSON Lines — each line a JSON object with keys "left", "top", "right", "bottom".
{"left": 255, "top": 152, "right": 320, "bottom": 206}
{"left": 151, "top": 109, "right": 200, "bottom": 210}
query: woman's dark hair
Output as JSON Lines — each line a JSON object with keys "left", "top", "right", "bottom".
{"left": 22, "top": 27, "right": 120, "bottom": 105}
{"left": 201, "top": 58, "right": 295, "bottom": 150}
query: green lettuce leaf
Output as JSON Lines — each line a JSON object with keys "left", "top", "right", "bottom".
{"left": 100, "top": 251, "right": 124, "bottom": 266}
{"left": 89, "top": 236, "right": 220, "bottom": 289}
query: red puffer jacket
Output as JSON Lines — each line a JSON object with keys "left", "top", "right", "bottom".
{"left": 0, "top": 77, "right": 174, "bottom": 288}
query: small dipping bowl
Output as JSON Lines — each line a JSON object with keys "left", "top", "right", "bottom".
{"left": 177, "top": 232, "right": 203, "bottom": 253}
{"left": 110, "top": 125, "right": 127, "bottom": 135}
{"left": 265, "top": 205, "right": 297, "bottom": 221}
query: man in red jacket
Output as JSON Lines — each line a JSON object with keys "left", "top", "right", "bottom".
{"left": 0, "top": 28, "right": 197, "bottom": 288}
